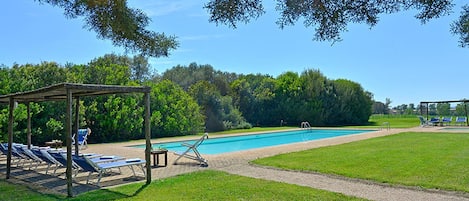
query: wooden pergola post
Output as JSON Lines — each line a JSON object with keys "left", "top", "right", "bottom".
{"left": 27, "top": 102, "right": 32, "bottom": 149}
{"left": 425, "top": 103, "right": 429, "bottom": 120}
{"left": 464, "top": 101, "right": 468, "bottom": 126}
{"left": 144, "top": 92, "right": 152, "bottom": 184}
{"left": 66, "top": 89, "right": 73, "bottom": 197}
{"left": 74, "top": 96, "right": 80, "bottom": 156}
{"left": 6, "top": 97, "right": 14, "bottom": 179}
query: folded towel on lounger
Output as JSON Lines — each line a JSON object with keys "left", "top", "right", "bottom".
{"left": 100, "top": 155, "right": 116, "bottom": 159}
{"left": 126, "top": 158, "right": 141, "bottom": 163}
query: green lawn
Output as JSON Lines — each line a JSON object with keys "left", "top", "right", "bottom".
{"left": 253, "top": 132, "right": 469, "bottom": 192}
{"left": 360, "top": 114, "right": 420, "bottom": 128}
{"left": 0, "top": 170, "right": 366, "bottom": 201}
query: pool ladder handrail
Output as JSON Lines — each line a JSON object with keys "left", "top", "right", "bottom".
{"left": 300, "top": 121, "right": 312, "bottom": 131}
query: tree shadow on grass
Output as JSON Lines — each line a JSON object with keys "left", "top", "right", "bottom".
{"left": 70, "top": 182, "right": 150, "bottom": 201}
{"left": 365, "top": 121, "right": 379, "bottom": 126}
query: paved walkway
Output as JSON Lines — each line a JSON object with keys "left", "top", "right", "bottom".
{"left": 3, "top": 126, "right": 469, "bottom": 200}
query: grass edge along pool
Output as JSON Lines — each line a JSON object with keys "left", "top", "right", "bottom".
{"left": 132, "top": 129, "right": 374, "bottom": 155}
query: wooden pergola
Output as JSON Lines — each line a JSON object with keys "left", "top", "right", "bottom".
{"left": 0, "top": 83, "right": 152, "bottom": 197}
{"left": 419, "top": 100, "right": 469, "bottom": 126}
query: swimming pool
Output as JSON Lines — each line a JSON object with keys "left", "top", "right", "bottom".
{"left": 131, "top": 129, "right": 373, "bottom": 155}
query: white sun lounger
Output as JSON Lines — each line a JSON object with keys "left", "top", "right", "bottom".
{"left": 72, "top": 155, "right": 145, "bottom": 186}
{"left": 173, "top": 133, "right": 209, "bottom": 167}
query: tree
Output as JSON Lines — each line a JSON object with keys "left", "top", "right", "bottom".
{"left": 332, "top": 79, "right": 372, "bottom": 125}
{"left": 275, "top": 71, "right": 303, "bottom": 125}
{"left": 205, "top": 0, "right": 468, "bottom": 47}
{"left": 131, "top": 54, "right": 151, "bottom": 83}
{"left": 451, "top": 5, "right": 469, "bottom": 47}
{"left": 219, "top": 96, "right": 250, "bottom": 130}
{"left": 231, "top": 74, "right": 277, "bottom": 126}
{"left": 85, "top": 54, "right": 132, "bottom": 85}
{"left": 189, "top": 81, "right": 224, "bottom": 132}
{"left": 436, "top": 103, "right": 451, "bottom": 116}
{"left": 35, "top": 0, "right": 468, "bottom": 58}
{"left": 149, "top": 80, "right": 204, "bottom": 137}
{"left": 37, "top": 0, "right": 178, "bottom": 57}
{"left": 455, "top": 102, "right": 468, "bottom": 116}
{"left": 385, "top": 98, "right": 392, "bottom": 114}
{"left": 372, "top": 101, "right": 386, "bottom": 114}
{"left": 397, "top": 104, "right": 407, "bottom": 114}
{"left": 405, "top": 103, "right": 416, "bottom": 115}
{"left": 429, "top": 103, "right": 437, "bottom": 115}
{"left": 163, "top": 62, "right": 238, "bottom": 94}
{"left": 0, "top": 66, "right": 10, "bottom": 95}
{"left": 298, "top": 69, "right": 328, "bottom": 125}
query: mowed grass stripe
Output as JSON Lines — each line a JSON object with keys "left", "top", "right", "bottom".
{"left": 70, "top": 170, "right": 367, "bottom": 201}
{"left": 253, "top": 132, "right": 469, "bottom": 192}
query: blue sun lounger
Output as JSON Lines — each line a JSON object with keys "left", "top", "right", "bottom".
{"left": 441, "top": 117, "right": 452, "bottom": 126}
{"left": 72, "top": 155, "right": 145, "bottom": 186}
{"left": 0, "top": 143, "right": 5, "bottom": 158}
{"left": 0, "top": 143, "right": 23, "bottom": 165}
{"left": 14, "top": 144, "right": 43, "bottom": 169}
{"left": 31, "top": 148, "right": 62, "bottom": 175}
{"left": 48, "top": 151, "right": 81, "bottom": 177}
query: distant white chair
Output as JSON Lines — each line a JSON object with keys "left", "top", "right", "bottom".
{"left": 418, "top": 116, "right": 430, "bottom": 127}
{"left": 173, "top": 133, "right": 209, "bottom": 167}
{"left": 441, "top": 116, "right": 452, "bottom": 126}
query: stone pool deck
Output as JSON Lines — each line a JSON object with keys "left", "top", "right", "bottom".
{"left": 2, "top": 126, "right": 469, "bottom": 200}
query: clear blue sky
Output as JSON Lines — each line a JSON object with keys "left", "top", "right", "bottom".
{"left": 1, "top": 0, "right": 468, "bottom": 107}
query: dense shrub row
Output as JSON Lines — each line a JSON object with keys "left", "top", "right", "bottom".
{"left": 0, "top": 54, "right": 372, "bottom": 144}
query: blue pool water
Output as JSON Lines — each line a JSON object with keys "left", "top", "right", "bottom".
{"left": 132, "top": 129, "right": 373, "bottom": 155}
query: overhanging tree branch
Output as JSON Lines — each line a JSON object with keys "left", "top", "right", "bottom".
{"left": 204, "top": 0, "right": 266, "bottom": 28}
{"left": 205, "top": 0, "right": 462, "bottom": 46}
{"left": 36, "top": 0, "right": 178, "bottom": 57}
{"left": 451, "top": 5, "right": 469, "bottom": 47}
